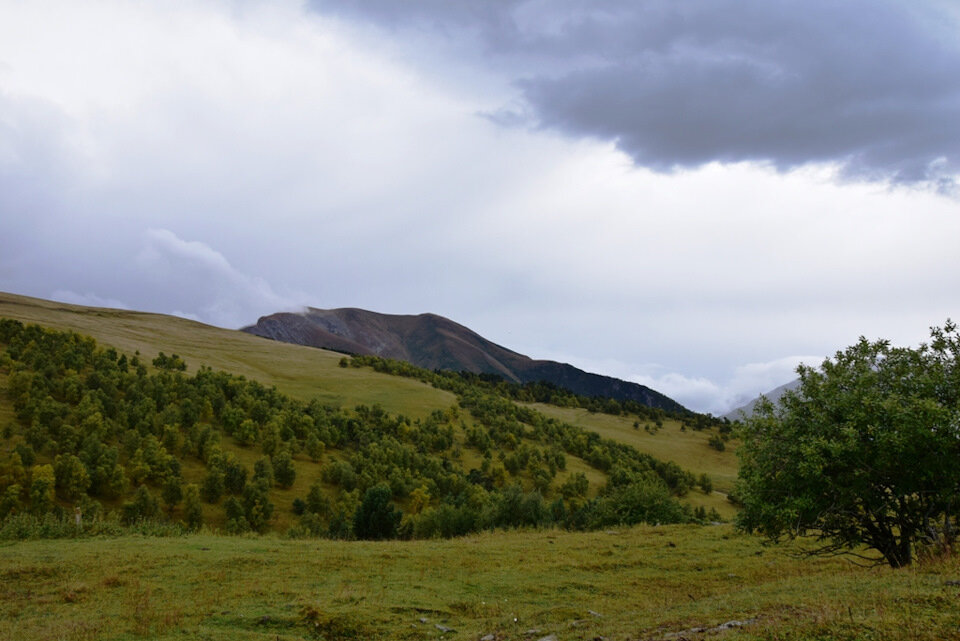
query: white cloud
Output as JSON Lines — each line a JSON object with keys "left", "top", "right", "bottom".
{"left": 170, "top": 310, "right": 202, "bottom": 323}
{"left": 50, "top": 290, "right": 130, "bottom": 310}
{"left": 629, "top": 355, "right": 821, "bottom": 415}
{"left": 541, "top": 348, "right": 821, "bottom": 414}
{"left": 135, "top": 229, "right": 305, "bottom": 328}
{"left": 139, "top": 229, "right": 233, "bottom": 275}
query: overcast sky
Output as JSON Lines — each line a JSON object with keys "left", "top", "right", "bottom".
{"left": 1, "top": 0, "right": 959, "bottom": 414}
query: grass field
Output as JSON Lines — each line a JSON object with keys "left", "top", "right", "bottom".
{"left": 2, "top": 524, "right": 958, "bottom": 641}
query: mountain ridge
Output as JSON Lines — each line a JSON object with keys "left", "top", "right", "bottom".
{"left": 243, "top": 307, "right": 687, "bottom": 412}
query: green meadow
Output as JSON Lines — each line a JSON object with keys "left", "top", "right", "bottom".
{"left": 2, "top": 524, "right": 958, "bottom": 641}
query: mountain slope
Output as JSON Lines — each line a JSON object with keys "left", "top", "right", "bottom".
{"left": 243, "top": 308, "right": 686, "bottom": 412}
{"left": 722, "top": 379, "right": 801, "bottom": 421}
{"left": 0, "top": 295, "right": 729, "bottom": 536}
{"left": 0, "top": 291, "right": 456, "bottom": 419}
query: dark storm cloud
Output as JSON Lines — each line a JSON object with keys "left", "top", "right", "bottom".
{"left": 313, "top": 0, "right": 960, "bottom": 185}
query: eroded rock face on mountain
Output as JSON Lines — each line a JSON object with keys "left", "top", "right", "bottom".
{"left": 243, "top": 307, "right": 686, "bottom": 412}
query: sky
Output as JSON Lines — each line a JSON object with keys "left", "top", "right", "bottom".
{"left": 1, "top": 0, "right": 959, "bottom": 414}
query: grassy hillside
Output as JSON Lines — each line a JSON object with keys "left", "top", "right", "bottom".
{"left": 0, "top": 292, "right": 738, "bottom": 489}
{"left": 2, "top": 524, "right": 957, "bottom": 640}
{"left": 0, "top": 310, "right": 721, "bottom": 537}
{"left": 0, "top": 291, "right": 738, "bottom": 534}
{"left": 525, "top": 403, "right": 738, "bottom": 493}
{"left": 0, "top": 292, "right": 455, "bottom": 419}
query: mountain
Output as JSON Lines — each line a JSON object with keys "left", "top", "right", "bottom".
{"left": 243, "top": 307, "right": 687, "bottom": 412}
{"left": 722, "top": 379, "right": 801, "bottom": 421}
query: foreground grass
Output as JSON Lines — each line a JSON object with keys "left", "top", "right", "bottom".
{"left": 2, "top": 525, "right": 958, "bottom": 641}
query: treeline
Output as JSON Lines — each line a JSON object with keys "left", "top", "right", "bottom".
{"left": 342, "top": 355, "right": 730, "bottom": 431}
{"left": 0, "top": 320, "right": 716, "bottom": 540}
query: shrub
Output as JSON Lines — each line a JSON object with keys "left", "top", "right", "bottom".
{"left": 273, "top": 450, "right": 296, "bottom": 489}
{"left": 353, "top": 484, "right": 401, "bottom": 540}
{"left": 182, "top": 484, "right": 203, "bottom": 531}
{"left": 707, "top": 434, "right": 726, "bottom": 451}
{"left": 121, "top": 485, "right": 160, "bottom": 525}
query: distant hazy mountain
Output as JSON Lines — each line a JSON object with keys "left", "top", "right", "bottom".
{"left": 243, "top": 307, "right": 687, "bottom": 412}
{"left": 722, "top": 379, "right": 801, "bottom": 421}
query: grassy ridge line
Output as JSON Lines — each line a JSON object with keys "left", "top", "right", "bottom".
{"left": 0, "top": 291, "right": 455, "bottom": 419}
{"left": 2, "top": 524, "right": 957, "bottom": 640}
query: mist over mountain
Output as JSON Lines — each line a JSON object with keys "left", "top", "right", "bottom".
{"left": 243, "top": 307, "right": 687, "bottom": 412}
{"left": 722, "top": 379, "right": 801, "bottom": 421}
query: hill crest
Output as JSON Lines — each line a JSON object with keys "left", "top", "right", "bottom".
{"left": 243, "top": 307, "right": 686, "bottom": 412}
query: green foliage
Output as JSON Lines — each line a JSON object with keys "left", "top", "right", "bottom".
{"left": 121, "top": 485, "right": 160, "bottom": 524}
{"left": 305, "top": 479, "right": 331, "bottom": 517}
{"left": 305, "top": 432, "right": 325, "bottom": 461}
{"left": 707, "top": 433, "right": 725, "bottom": 451}
{"left": 152, "top": 352, "right": 187, "bottom": 371}
{"left": 560, "top": 472, "right": 589, "bottom": 500}
{"left": 220, "top": 455, "right": 248, "bottom": 495}
{"left": 200, "top": 468, "right": 225, "bottom": 504}
{"left": 0, "top": 511, "right": 186, "bottom": 540}
{"left": 0, "top": 319, "right": 701, "bottom": 539}
{"left": 412, "top": 502, "right": 482, "bottom": 539}
{"left": 242, "top": 478, "right": 274, "bottom": 533}
{"left": 327, "top": 490, "right": 361, "bottom": 539}
{"left": 182, "top": 483, "right": 203, "bottom": 531}
{"left": 589, "top": 477, "right": 689, "bottom": 528}
{"left": 53, "top": 454, "right": 91, "bottom": 501}
{"left": 272, "top": 449, "right": 296, "bottom": 489}
{"left": 224, "top": 496, "right": 247, "bottom": 533}
{"left": 698, "top": 473, "right": 713, "bottom": 494}
{"left": 252, "top": 457, "right": 274, "bottom": 486}
{"left": 736, "top": 322, "right": 960, "bottom": 568}
{"left": 353, "top": 484, "right": 402, "bottom": 540}
{"left": 14, "top": 443, "right": 35, "bottom": 467}
{"left": 0, "top": 484, "right": 22, "bottom": 519}
{"left": 234, "top": 418, "right": 258, "bottom": 446}
{"left": 161, "top": 476, "right": 183, "bottom": 512}
{"left": 29, "top": 464, "right": 56, "bottom": 515}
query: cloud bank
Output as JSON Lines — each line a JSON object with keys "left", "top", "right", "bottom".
{"left": 317, "top": 0, "right": 960, "bottom": 187}
{"left": 136, "top": 229, "right": 306, "bottom": 328}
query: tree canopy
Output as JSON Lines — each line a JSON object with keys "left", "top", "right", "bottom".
{"left": 736, "top": 321, "right": 960, "bottom": 567}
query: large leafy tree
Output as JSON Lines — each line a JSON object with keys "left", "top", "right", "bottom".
{"left": 736, "top": 322, "right": 960, "bottom": 568}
